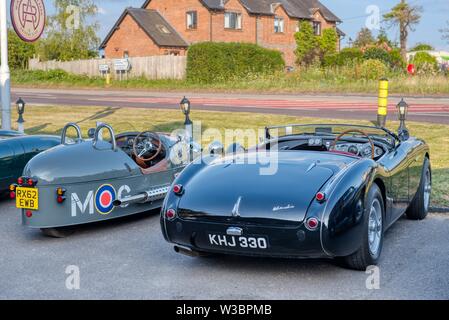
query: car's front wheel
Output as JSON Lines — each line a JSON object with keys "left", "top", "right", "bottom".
{"left": 342, "top": 184, "right": 384, "bottom": 271}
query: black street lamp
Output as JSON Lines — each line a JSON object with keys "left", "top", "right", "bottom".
{"left": 180, "top": 96, "right": 193, "bottom": 161}
{"left": 396, "top": 98, "right": 409, "bottom": 141}
{"left": 16, "top": 98, "right": 25, "bottom": 133}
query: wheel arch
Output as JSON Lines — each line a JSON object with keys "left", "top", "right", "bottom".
{"left": 372, "top": 177, "right": 387, "bottom": 214}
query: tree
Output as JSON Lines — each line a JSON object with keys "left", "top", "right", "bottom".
{"left": 353, "top": 28, "right": 375, "bottom": 48}
{"left": 37, "top": 0, "right": 100, "bottom": 61}
{"left": 376, "top": 28, "right": 396, "bottom": 48}
{"left": 8, "top": 29, "right": 36, "bottom": 69}
{"left": 410, "top": 43, "right": 434, "bottom": 52}
{"left": 294, "top": 21, "right": 318, "bottom": 65}
{"left": 318, "top": 28, "right": 338, "bottom": 57}
{"left": 440, "top": 21, "right": 449, "bottom": 44}
{"left": 383, "top": 0, "right": 422, "bottom": 61}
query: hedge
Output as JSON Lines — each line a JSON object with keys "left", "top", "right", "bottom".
{"left": 186, "top": 42, "right": 285, "bottom": 83}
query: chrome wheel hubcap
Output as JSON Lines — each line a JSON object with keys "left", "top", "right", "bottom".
{"left": 423, "top": 169, "right": 432, "bottom": 212}
{"left": 368, "top": 199, "right": 382, "bottom": 257}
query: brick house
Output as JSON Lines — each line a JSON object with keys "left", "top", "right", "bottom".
{"left": 100, "top": 0, "right": 344, "bottom": 66}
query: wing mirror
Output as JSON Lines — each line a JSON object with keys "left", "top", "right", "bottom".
{"left": 87, "top": 128, "right": 96, "bottom": 139}
{"left": 207, "top": 141, "right": 224, "bottom": 156}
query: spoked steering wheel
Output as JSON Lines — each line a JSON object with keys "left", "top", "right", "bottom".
{"left": 330, "top": 129, "right": 375, "bottom": 160}
{"left": 132, "top": 131, "right": 163, "bottom": 163}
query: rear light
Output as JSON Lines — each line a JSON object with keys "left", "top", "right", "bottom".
{"left": 10, "top": 191, "right": 16, "bottom": 199}
{"left": 17, "top": 177, "right": 24, "bottom": 185}
{"left": 9, "top": 184, "right": 16, "bottom": 191}
{"left": 305, "top": 217, "right": 319, "bottom": 231}
{"left": 173, "top": 184, "right": 183, "bottom": 195}
{"left": 165, "top": 209, "right": 176, "bottom": 220}
{"left": 315, "top": 192, "right": 326, "bottom": 202}
{"left": 56, "top": 188, "right": 67, "bottom": 203}
{"left": 56, "top": 188, "right": 66, "bottom": 196}
{"left": 27, "top": 178, "right": 37, "bottom": 186}
{"left": 25, "top": 210, "right": 33, "bottom": 218}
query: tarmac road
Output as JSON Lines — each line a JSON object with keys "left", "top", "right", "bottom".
{"left": 0, "top": 198, "right": 448, "bottom": 300}
{"left": 11, "top": 88, "right": 449, "bottom": 125}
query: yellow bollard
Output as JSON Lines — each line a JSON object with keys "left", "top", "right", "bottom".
{"left": 377, "top": 78, "right": 389, "bottom": 127}
{"left": 106, "top": 73, "right": 111, "bottom": 85}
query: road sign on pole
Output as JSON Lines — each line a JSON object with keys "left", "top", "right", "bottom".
{"left": 0, "top": 0, "right": 11, "bottom": 130}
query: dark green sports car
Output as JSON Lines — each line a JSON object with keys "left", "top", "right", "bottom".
{"left": 0, "top": 130, "right": 60, "bottom": 192}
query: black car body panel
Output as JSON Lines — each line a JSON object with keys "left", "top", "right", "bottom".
{"left": 0, "top": 131, "right": 60, "bottom": 191}
{"left": 160, "top": 124, "right": 430, "bottom": 260}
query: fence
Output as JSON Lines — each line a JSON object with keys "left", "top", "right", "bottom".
{"left": 28, "top": 55, "right": 187, "bottom": 80}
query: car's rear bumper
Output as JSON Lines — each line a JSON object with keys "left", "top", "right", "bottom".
{"left": 161, "top": 218, "right": 329, "bottom": 259}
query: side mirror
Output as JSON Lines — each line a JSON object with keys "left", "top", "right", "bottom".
{"left": 87, "top": 128, "right": 95, "bottom": 139}
{"left": 207, "top": 141, "right": 224, "bottom": 156}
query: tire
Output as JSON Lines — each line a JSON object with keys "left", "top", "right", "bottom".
{"left": 342, "top": 184, "right": 384, "bottom": 271}
{"left": 41, "top": 227, "right": 75, "bottom": 238}
{"left": 406, "top": 158, "right": 431, "bottom": 220}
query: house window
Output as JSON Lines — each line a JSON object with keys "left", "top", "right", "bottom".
{"left": 224, "top": 12, "right": 242, "bottom": 30}
{"left": 313, "top": 21, "right": 321, "bottom": 35}
{"left": 186, "top": 11, "right": 197, "bottom": 29}
{"left": 274, "top": 17, "right": 284, "bottom": 33}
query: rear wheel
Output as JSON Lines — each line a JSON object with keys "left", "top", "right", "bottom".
{"left": 406, "top": 158, "right": 431, "bottom": 220}
{"left": 342, "top": 184, "right": 384, "bottom": 271}
{"left": 41, "top": 227, "right": 75, "bottom": 238}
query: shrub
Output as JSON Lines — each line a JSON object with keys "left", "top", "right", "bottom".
{"left": 388, "top": 48, "right": 406, "bottom": 70}
{"left": 294, "top": 21, "right": 318, "bottom": 66}
{"left": 363, "top": 47, "right": 391, "bottom": 66}
{"left": 411, "top": 52, "right": 438, "bottom": 74}
{"left": 323, "top": 48, "right": 363, "bottom": 67}
{"left": 359, "top": 59, "right": 388, "bottom": 80}
{"left": 186, "top": 42, "right": 285, "bottom": 83}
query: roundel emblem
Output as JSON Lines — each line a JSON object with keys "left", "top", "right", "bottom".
{"left": 10, "top": 0, "right": 46, "bottom": 43}
{"left": 95, "top": 184, "right": 116, "bottom": 215}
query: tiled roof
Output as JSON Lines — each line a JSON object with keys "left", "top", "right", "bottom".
{"left": 100, "top": 8, "right": 189, "bottom": 49}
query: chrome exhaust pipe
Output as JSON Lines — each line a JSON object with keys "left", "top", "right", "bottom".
{"left": 174, "top": 245, "right": 203, "bottom": 257}
{"left": 113, "top": 192, "right": 148, "bottom": 207}
{"left": 113, "top": 186, "right": 170, "bottom": 207}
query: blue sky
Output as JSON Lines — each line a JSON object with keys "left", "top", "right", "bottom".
{"left": 39, "top": 0, "right": 449, "bottom": 50}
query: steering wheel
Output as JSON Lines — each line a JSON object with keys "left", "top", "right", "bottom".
{"left": 132, "top": 131, "right": 163, "bottom": 162}
{"left": 330, "top": 129, "right": 375, "bottom": 160}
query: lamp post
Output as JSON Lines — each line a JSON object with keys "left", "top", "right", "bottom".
{"left": 16, "top": 98, "right": 25, "bottom": 133}
{"left": 0, "top": 0, "right": 11, "bottom": 130}
{"left": 180, "top": 96, "right": 193, "bottom": 161}
{"left": 396, "top": 98, "right": 409, "bottom": 141}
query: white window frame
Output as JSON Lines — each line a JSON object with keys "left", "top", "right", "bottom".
{"left": 313, "top": 21, "right": 321, "bottom": 36}
{"left": 274, "top": 16, "right": 284, "bottom": 33}
{"left": 224, "top": 12, "right": 242, "bottom": 30}
{"left": 186, "top": 11, "right": 198, "bottom": 30}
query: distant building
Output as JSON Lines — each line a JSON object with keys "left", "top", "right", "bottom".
{"left": 100, "top": 0, "right": 344, "bottom": 66}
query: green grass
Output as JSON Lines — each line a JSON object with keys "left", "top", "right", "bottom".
{"left": 12, "top": 68, "right": 449, "bottom": 95}
{"left": 7, "top": 105, "right": 449, "bottom": 208}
